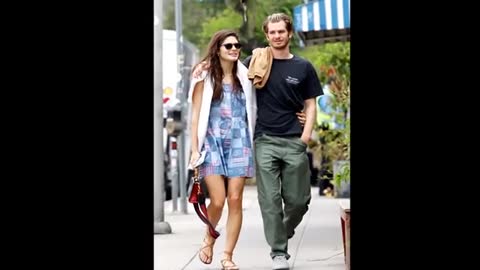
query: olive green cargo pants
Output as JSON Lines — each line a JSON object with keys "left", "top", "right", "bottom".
{"left": 254, "top": 134, "right": 311, "bottom": 259}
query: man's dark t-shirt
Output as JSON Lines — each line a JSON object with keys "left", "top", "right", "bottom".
{"left": 243, "top": 55, "right": 323, "bottom": 139}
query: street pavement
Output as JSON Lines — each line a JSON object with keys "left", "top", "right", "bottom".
{"left": 155, "top": 185, "right": 348, "bottom": 270}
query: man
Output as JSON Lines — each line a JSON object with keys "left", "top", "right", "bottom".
{"left": 243, "top": 13, "right": 323, "bottom": 270}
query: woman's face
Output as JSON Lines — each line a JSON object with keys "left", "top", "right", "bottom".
{"left": 218, "top": 36, "right": 241, "bottom": 62}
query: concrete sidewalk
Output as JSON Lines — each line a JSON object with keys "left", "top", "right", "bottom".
{"left": 154, "top": 185, "right": 347, "bottom": 270}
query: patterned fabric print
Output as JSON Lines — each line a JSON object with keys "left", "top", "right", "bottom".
{"left": 199, "top": 84, "right": 254, "bottom": 178}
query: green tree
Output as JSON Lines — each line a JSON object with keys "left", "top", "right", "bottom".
{"left": 163, "top": 0, "right": 228, "bottom": 46}
{"left": 224, "top": 0, "right": 258, "bottom": 52}
{"left": 293, "top": 42, "right": 350, "bottom": 83}
{"left": 197, "top": 8, "right": 243, "bottom": 55}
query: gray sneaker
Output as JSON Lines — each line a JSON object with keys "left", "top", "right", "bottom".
{"left": 272, "top": 255, "right": 289, "bottom": 270}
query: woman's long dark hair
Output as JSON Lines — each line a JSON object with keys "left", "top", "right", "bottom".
{"left": 196, "top": 30, "right": 242, "bottom": 101}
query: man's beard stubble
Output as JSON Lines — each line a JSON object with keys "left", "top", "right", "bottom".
{"left": 269, "top": 39, "right": 290, "bottom": 50}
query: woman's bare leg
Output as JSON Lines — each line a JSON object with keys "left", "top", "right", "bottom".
{"left": 222, "top": 177, "right": 245, "bottom": 265}
{"left": 199, "top": 174, "right": 226, "bottom": 264}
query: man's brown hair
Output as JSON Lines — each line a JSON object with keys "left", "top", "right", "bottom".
{"left": 262, "top": 13, "right": 293, "bottom": 34}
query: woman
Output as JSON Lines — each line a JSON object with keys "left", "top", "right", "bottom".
{"left": 188, "top": 29, "right": 256, "bottom": 270}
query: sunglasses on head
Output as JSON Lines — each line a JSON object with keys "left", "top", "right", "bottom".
{"left": 222, "top": 43, "right": 242, "bottom": 50}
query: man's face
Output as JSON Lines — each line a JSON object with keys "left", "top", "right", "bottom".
{"left": 265, "top": 21, "right": 291, "bottom": 50}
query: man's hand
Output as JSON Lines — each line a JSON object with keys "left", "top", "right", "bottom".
{"left": 300, "top": 135, "right": 310, "bottom": 145}
{"left": 192, "top": 61, "right": 210, "bottom": 79}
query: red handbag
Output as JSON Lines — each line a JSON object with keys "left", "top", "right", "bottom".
{"left": 188, "top": 168, "right": 220, "bottom": 239}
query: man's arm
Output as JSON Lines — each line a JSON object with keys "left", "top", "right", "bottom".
{"left": 242, "top": 55, "right": 252, "bottom": 68}
{"left": 300, "top": 98, "right": 316, "bottom": 144}
{"left": 192, "top": 62, "right": 209, "bottom": 79}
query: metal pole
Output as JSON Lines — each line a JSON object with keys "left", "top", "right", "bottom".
{"left": 154, "top": 0, "right": 171, "bottom": 234}
{"left": 178, "top": 125, "right": 187, "bottom": 214}
{"left": 176, "top": 0, "right": 188, "bottom": 214}
{"left": 170, "top": 135, "right": 178, "bottom": 211}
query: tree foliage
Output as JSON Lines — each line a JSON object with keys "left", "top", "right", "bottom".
{"left": 163, "top": 0, "right": 228, "bottom": 49}
{"left": 197, "top": 8, "right": 243, "bottom": 56}
{"left": 294, "top": 42, "right": 350, "bottom": 83}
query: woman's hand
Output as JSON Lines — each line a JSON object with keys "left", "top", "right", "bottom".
{"left": 296, "top": 111, "right": 306, "bottom": 126}
{"left": 189, "top": 151, "right": 201, "bottom": 168}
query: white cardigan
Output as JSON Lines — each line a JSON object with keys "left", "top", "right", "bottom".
{"left": 187, "top": 61, "right": 257, "bottom": 155}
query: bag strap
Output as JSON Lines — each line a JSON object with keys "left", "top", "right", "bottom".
{"left": 191, "top": 168, "right": 220, "bottom": 239}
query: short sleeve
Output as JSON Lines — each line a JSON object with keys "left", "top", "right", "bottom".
{"left": 301, "top": 62, "right": 323, "bottom": 100}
